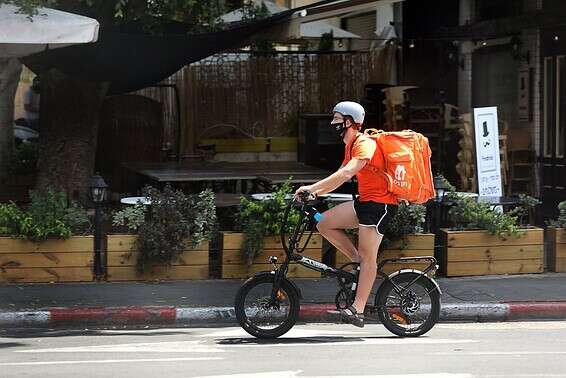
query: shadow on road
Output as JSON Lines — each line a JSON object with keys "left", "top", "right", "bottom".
{"left": 217, "top": 335, "right": 399, "bottom": 345}
{"left": 0, "top": 342, "right": 27, "bottom": 349}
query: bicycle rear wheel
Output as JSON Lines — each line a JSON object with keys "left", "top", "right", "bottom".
{"left": 235, "top": 274, "right": 300, "bottom": 338}
{"left": 375, "top": 272, "right": 440, "bottom": 337}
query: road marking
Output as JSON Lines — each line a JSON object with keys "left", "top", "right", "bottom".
{"left": 0, "top": 357, "right": 221, "bottom": 366}
{"left": 16, "top": 341, "right": 224, "bottom": 353}
{"left": 197, "top": 371, "right": 302, "bottom": 378}
{"left": 433, "top": 351, "right": 566, "bottom": 356}
{"left": 198, "top": 373, "right": 472, "bottom": 378}
{"left": 436, "top": 321, "right": 566, "bottom": 330}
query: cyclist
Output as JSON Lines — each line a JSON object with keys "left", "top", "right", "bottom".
{"left": 295, "top": 101, "right": 398, "bottom": 327}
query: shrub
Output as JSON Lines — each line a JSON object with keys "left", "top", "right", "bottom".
{"left": 447, "top": 195, "right": 520, "bottom": 238}
{"left": 237, "top": 180, "right": 298, "bottom": 265}
{"left": 0, "top": 189, "right": 90, "bottom": 241}
{"left": 381, "top": 202, "right": 427, "bottom": 248}
{"left": 112, "top": 185, "right": 216, "bottom": 272}
{"left": 548, "top": 200, "right": 566, "bottom": 229}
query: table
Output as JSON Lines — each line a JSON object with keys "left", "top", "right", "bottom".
{"left": 122, "top": 161, "right": 332, "bottom": 193}
{"left": 250, "top": 192, "right": 352, "bottom": 202}
{"left": 120, "top": 196, "right": 151, "bottom": 205}
{"left": 120, "top": 194, "right": 244, "bottom": 208}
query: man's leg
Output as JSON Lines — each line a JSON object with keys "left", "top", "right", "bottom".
{"left": 351, "top": 226, "right": 382, "bottom": 314}
{"left": 316, "top": 201, "right": 359, "bottom": 262}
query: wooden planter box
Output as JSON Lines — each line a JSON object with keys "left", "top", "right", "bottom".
{"left": 335, "top": 234, "right": 435, "bottom": 275}
{"left": 220, "top": 232, "right": 322, "bottom": 279}
{"left": 0, "top": 236, "right": 94, "bottom": 283}
{"left": 106, "top": 235, "right": 209, "bottom": 281}
{"left": 547, "top": 228, "right": 566, "bottom": 272}
{"left": 440, "top": 228, "right": 544, "bottom": 277}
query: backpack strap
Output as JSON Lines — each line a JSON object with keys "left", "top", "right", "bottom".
{"left": 348, "top": 134, "right": 361, "bottom": 201}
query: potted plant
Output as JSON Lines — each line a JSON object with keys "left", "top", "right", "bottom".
{"left": 220, "top": 180, "right": 322, "bottom": 279}
{"left": 334, "top": 202, "right": 435, "bottom": 275}
{"left": 0, "top": 189, "right": 92, "bottom": 283}
{"left": 440, "top": 194, "right": 543, "bottom": 277}
{"left": 546, "top": 200, "right": 566, "bottom": 272}
{"left": 108, "top": 185, "right": 216, "bottom": 281}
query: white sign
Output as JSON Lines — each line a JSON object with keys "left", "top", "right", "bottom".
{"left": 473, "top": 107, "right": 502, "bottom": 197}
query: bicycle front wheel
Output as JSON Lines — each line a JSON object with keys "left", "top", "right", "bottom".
{"left": 375, "top": 272, "right": 441, "bottom": 337}
{"left": 235, "top": 274, "right": 300, "bottom": 338}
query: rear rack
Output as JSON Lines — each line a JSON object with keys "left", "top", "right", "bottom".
{"left": 377, "top": 256, "right": 438, "bottom": 277}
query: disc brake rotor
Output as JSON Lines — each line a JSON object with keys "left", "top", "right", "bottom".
{"left": 400, "top": 291, "right": 420, "bottom": 316}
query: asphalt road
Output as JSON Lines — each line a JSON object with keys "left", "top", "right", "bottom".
{"left": 1, "top": 322, "right": 566, "bottom": 377}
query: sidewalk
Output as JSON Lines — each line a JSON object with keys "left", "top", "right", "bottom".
{"left": 1, "top": 273, "right": 566, "bottom": 328}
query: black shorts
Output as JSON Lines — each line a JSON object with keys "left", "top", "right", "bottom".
{"left": 353, "top": 198, "right": 397, "bottom": 235}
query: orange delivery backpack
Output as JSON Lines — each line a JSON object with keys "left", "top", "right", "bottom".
{"left": 364, "top": 128, "right": 436, "bottom": 204}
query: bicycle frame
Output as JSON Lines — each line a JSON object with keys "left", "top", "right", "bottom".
{"left": 268, "top": 197, "right": 440, "bottom": 303}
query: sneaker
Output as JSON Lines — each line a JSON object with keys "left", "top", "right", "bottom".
{"left": 340, "top": 305, "right": 364, "bottom": 328}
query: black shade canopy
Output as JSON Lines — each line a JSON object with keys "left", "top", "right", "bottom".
{"left": 21, "top": 8, "right": 296, "bottom": 95}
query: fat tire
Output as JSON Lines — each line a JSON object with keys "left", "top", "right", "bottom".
{"left": 235, "top": 274, "right": 300, "bottom": 338}
{"left": 376, "top": 272, "right": 441, "bottom": 337}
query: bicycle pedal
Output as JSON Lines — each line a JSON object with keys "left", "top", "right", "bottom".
{"left": 326, "top": 310, "right": 341, "bottom": 315}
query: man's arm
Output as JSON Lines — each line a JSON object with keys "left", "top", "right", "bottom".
{"left": 308, "top": 158, "right": 368, "bottom": 196}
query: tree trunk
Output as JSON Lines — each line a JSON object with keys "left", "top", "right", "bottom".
{"left": 0, "top": 58, "right": 23, "bottom": 181}
{"left": 36, "top": 69, "right": 108, "bottom": 204}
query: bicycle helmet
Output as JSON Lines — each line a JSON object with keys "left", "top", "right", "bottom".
{"left": 332, "top": 101, "right": 365, "bottom": 124}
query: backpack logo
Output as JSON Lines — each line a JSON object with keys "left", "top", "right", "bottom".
{"left": 395, "top": 164, "right": 406, "bottom": 181}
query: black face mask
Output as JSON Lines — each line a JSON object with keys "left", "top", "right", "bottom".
{"left": 333, "top": 122, "right": 347, "bottom": 138}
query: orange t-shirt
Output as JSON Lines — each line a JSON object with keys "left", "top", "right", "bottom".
{"left": 342, "top": 133, "right": 398, "bottom": 204}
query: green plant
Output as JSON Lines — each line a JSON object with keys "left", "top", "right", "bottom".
{"left": 382, "top": 203, "right": 427, "bottom": 248}
{"left": 112, "top": 204, "right": 146, "bottom": 232}
{"left": 0, "top": 189, "right": 90, "bottom": 241}
{"left": 507, "top": 194, "right": 541, "bottom": 226}
{"left": 238, "top": 180, "right": 298, "bottom": 265}
{"left": 0, "top": 202, "right": 24, "bottom": 236}
{"left": 548, "top": 200, "right": 566, "bottom": 228}
{"left": 447, "top": 196, "right": 520, "bottom": 238}
{"left": 440, "top": 175, "right": 456, "bottom": 192}
{"left": 135, "top": 186, "right": 216, "bottom": 272}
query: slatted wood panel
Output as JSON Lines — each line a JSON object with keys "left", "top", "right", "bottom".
{"left": 549, "top": 228, "right": 566, "bottom": 272}
{"left": 0, "top": 236, "right": 94, "bottom": 283}
{"left": 106, "top": 235, "right": 209, "bottom": 281}
{"left": 220, "top": 232, "right": 322, "bottom": 279}
{"left": 335, "top": 234, "right": 435, "bottom": 276}
{"left": 441, "top": 229, "right": 544, "bottom": 277}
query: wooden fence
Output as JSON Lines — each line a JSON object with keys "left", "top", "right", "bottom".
{"left": 126, "top": 49, "right": 396, "bottom": 157}
{"left": 182, "top": 49, "right": 395, "bottom": 153}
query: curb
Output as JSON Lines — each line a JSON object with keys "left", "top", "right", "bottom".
{"left": 1, "top": 302, "right": 566, "bottom": 328}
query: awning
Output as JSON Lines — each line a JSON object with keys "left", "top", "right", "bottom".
{"left": 21, "top": 5, "right": 299, "bottom": 95}
{"left": 0, "top": 4, "right": 99, "bottom": 57}
{"left": 20, "top": 0, "right": 375, "bottom": 95}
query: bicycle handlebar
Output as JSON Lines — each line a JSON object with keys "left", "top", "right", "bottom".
{"left": 280, "top": 191, "right": 321, "bottom": 256}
